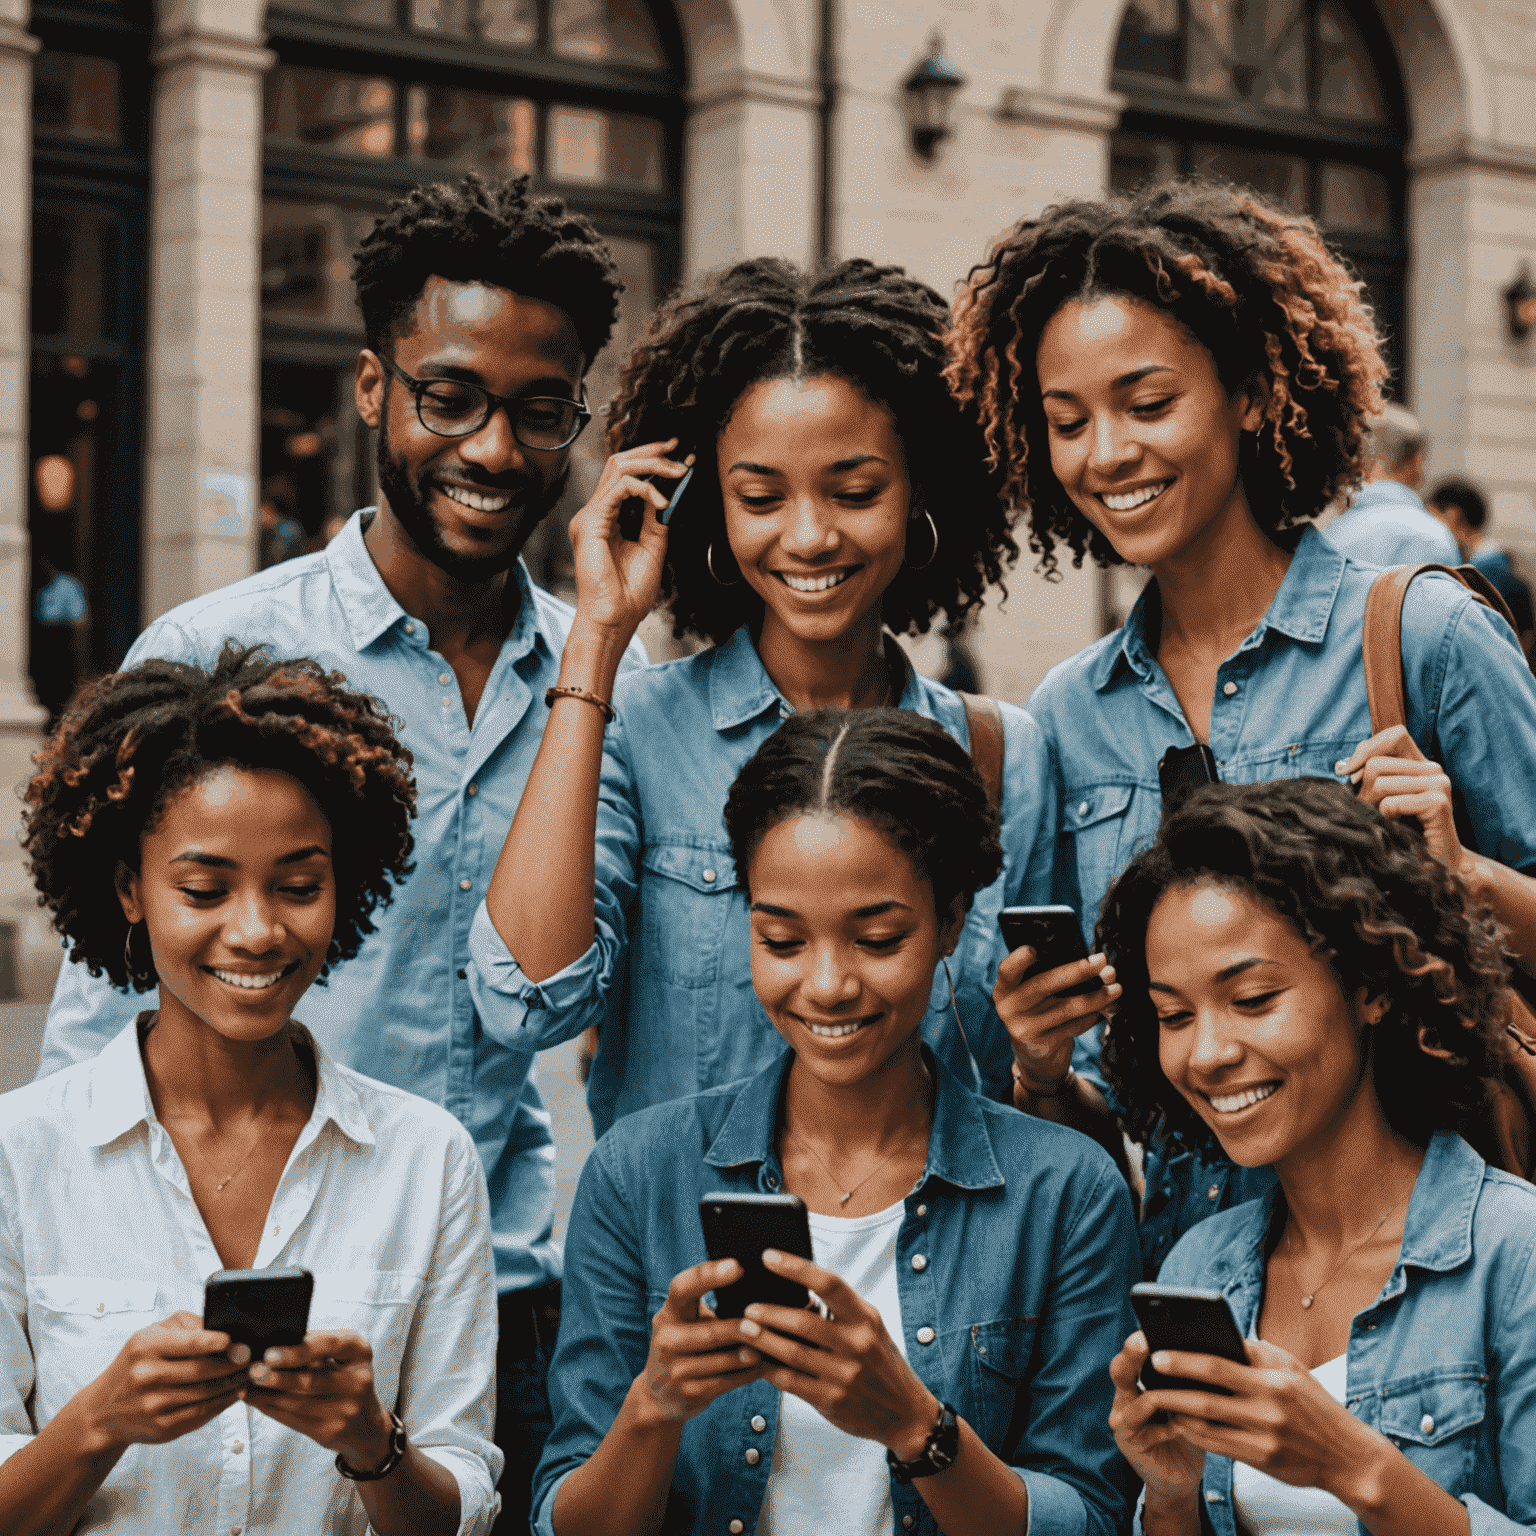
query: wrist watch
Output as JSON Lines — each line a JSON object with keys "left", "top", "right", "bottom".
{"left": 335, "top": 1409, "right": 407, "bottom": 1482}
{"left": 886, "top": 1400, "right": 960, "bottom": 1483}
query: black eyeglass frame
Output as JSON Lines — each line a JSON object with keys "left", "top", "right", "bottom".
{"left": 380, "top": 355, "right": 591, "bottom": 450}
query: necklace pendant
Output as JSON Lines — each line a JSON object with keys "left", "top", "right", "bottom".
{"left": 216, "top": 1176, "right": 232, "bottom": 1191}
{"left": 839, "top": 1191, "right": 852, "bottom": 1205}
{"left": 1300, "top": 1295, "right": 1313, "bottom": 1308}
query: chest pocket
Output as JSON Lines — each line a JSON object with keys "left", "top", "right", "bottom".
{"left": 1062, "top": 786, "right": 1137, "bottom": 922}
{"left": 1370, "top": 1370, "right": 1486, "bottom": 1486}
{"left": 310, "top": 1270, "right": 425, "bottom": 1407}
{"left": 29, "top": 1275, "right": 159, "bottom": 1348}
{"left": 640, "top": 842, "right": 740, "bottom": 988}
{"left": 963, "top": 1316, "right": 1038, "bottom": 1448}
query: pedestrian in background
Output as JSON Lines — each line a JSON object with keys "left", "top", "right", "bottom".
{"left": 34, "top": 171, "right": 646, "bottom": 1534}
{"left": 945, "top": 178, "right": 1536, "bottom": 1275}
{"left": 473, "top": 257, "right": 1061, "bottom": 1137}
{"left": 1427, "top": 474, "right": 1535, "bottom": 657}
{"left": 1324, "top": 401, "right": 1460, "bottom": 568}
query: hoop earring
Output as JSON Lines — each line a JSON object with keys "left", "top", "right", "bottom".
{"left": 904, "top": 509, "right": 939, "bottom": 570}
{"left": 706, "top": 542, "right": 740, "bottom": 587}
{"left": 123, "top": 922, "right": 152, "bottom": 986}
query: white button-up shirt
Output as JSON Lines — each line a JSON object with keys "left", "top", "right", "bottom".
{"left": 0, "top": 1019, "right": 502, "bottom": 1535}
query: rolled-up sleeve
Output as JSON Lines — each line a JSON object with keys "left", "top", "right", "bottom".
{"left": 468, "top": 711, "right": 646, "bottom": 1051}
{"left": 0, "top": 1176, "right": 33, "bottom": 1471}
{"left": 396, "top": 1130, "right": 504, "bottom": 1536}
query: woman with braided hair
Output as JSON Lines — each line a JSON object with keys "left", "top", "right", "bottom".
{"left": 944, "top": 179, "right": 1536, "bottom": 1274}
{"left": 473, "top": 257, "right": 1069, "bottom": 1136}
{"left": 0, "top": 645, "right": 502, "bottom": 1535}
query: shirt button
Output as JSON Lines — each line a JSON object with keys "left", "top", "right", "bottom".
{"left": 96, "top": 1302, "right": 104, "bottom": 1314}
{"left": 460, "top": 878, "right": 472, "bottom": 890}
{"left": 404, "top": 622, "right": 414, "bottom": 634}
{"left": 1421, "top": 1414, "right": 1435, "bottom": 1435}
{"left": 766, "top": 1173, "right": 778, "bottom": 1188}
{"left": 915, "top": 1203, "right": 927, "bottom": 1217}
{"left": 439, "top": 672, "right": 451, "bottom": 686}
{"left": 911, "top": 1254, "right": 927, "bottom": 1272}
{"left": 457, "top": 968, "right": 467, "bottom": 980}
{"left": 231, "top": 1440, "right": 244, "bottom": 1454}
{"left": 916, "top": 1326, "right": 935, "bottom": 1344}
{"left": 1078, "top": 800, "right": 1090, "bottom": 816}
{"left": 779, "top": 703, "right": 791, "bottom": 718}
{"left": 272, "top": 1224, "right": 280, "bottom": 1237}
{"left": 467, "top": 783, "right": 478, "bottom": 796}
{"left": 903, "top": 1518, "right": 916, "bottom": 1530}
{"left": 1222, "top": 680, "right": 1238, "bottom": 696}
{"left": 1205, "top": 1490, "right": 1225, "bottom": 1504}
{"left": 744, "top": 1447, "right": 760, "bottom": 1466}
{"left": 751, "top": 1415, "right": 766, "bottom": 1432}
{"left": 730, "top": 1523, "right": 745, "bottom": 1534}
{"left": 1207, "top": 1185, "right": 1220, "bottom": 1199}
{"left": 703, "top": 869, "right": 716, "bottom": 883}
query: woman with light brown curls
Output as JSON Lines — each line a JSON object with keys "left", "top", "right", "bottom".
{"left": 944, "top": 178, "right": 1536, "bottom": 1277}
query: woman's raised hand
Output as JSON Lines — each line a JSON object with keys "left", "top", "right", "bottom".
{"left": 993, "top": 947, "right": 1120, "bottom": 1094}
{"left": 1338, "top": 726, "right": 1462, "bottom": 874}
{"left": 634, "top": 1260, "right": 765, "bottom": 1426}
{"left": 567, "top": 439, "right": 691, "bottom": 646}
{"left": 736, "top": 1251, "right": 939, "bottom": 1457}
{"left": 1106, "top": 1330, "right": 1207, "bottom": 1512}
{"left": 71, "top": 1311, "right": 250, "bottom": 1452}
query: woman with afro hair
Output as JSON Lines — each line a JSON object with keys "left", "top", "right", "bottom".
{"left": 472, "top": 256, "right": 1068, "bottom": 1137}
{"left": 945, "top": 178, "right": 1536, "bottom": 1274}
{"left": 1098, "top": 778, "right": 1536, "bottom": 1535}
{"left": 0, "top": 646, "right": 502, "bottom": 1536}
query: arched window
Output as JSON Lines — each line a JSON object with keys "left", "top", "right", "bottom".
{"left": 258, "top": 0, "right": 684, "bottom": 576}
{"left": 1108, "top": 0, "right": 1407, "bottom": 386}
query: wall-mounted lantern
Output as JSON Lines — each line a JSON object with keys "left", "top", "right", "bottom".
{"left": 1505, "top": 263, "right": 1536, "bottom": 342}
{"left": 901, "top": 32, "right": 965, "bottom": 163}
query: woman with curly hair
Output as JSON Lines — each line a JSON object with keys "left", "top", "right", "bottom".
{"left": 945, "top": 178, "right": 1536, "bottom": 1272}
{"left": 0, "top": 645, "right": 502, "bottom": 1536}
{"left": 1098, "top": 778, "right": 1536, "bottom": 1535}
{"left": 473, "top": 257, "right": 1062, "bottom": 1134}
{"left": 534, "top": 709, "right": 1138, "bottom": 1536}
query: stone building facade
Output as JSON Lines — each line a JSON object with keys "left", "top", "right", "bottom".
{"left": 1, "top": 0, "right": 1534, "bottom": 991}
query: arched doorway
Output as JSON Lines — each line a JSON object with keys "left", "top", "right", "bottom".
{"left": 1107, "top": 0, "right": 1409, "bottom": 387}
{"left": 257, "top": 0, "right": 686, "bottom": 585}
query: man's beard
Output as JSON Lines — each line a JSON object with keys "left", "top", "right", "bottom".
{"left": 375, "top": 400, "right": 569, "bottom": 584}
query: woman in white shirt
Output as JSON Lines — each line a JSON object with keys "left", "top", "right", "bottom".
{"left": 0, "top": 644, "right": 502, "bottom": 1536}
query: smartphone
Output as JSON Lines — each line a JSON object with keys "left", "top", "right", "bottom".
{"left": 204, "top": 1266, "right": 314, "bottom": 1355}
{"left": 699, "top": 1192, "right": 815, "bottom": 1319}
{"left": 997, "top": 905, "right": 1098, "bottom": 997}
{"left": 619, "top": 461, "right": 693, "bottom": 540}
{"left": 1130, "top": 1283, "right": 1247, "bottom": 1398}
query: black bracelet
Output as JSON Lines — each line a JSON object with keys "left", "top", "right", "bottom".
{"left": 335, "top": 1410, "right": 408, "bottom": 1482}
{"left": 886, "top": 1401, "right": 960, "bottom": 1483}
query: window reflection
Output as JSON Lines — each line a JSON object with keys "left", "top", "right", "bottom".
{"left": 1113, "top": 0, "right": 1182, "bottom": 80}
{"left": 1191, "top": 142, "right": 1308, "bottom": 210}
{"left": 1187, "top": 0, "right": 1306, "bottom": 106}
{"left": 407, "top": 86, "right": 537, "bottom": 174}
{"left": 1319, "top": 163, "right": 1390, "bottom": 233}
{"left": 268, "top": 0, "right": 396, "bottom": 27}
{"left": 1110, "top": 134, "right": 1181, "bottom": 194}
{"left": 264, "top": 66, "right": 396, "bottom": 157}
{"left": 31, "top": 209, "right": 117, "bottom": 340}
{"left": 262, "top": 201, "right": 382, "bottom": 328}
{"left": 549, "top": 106, "right": 664, "bottom": 189}
{"left": 33, "top": 54, "right": 122, "bottom": 145}
{"left": 550, "top": 0, "right": 665, "bottom": 67}
{"left": 1316, "top": 0, "right": 1386, "bottom": 121}
{"left": 411, "top": 0, "right": 538, "bottom": 47}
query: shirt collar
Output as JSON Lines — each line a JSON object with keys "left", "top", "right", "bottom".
{"left": 323, "top": 509, "right": 551, "bottom": 666}
{"left": 1089, "top": 526, "right": 1347, "bottom": 692}
{"left": 76, "top": 1015, "right": 376, "bottom": 1151}
{"left": 706, "top": 627, "right": 922, "bottom": 732}
{"left": 703, "top": 1043, "right": 1006, "bottom": 1193}
{"left": 1349, "top": 479, "right": 1424, "bottom": 515}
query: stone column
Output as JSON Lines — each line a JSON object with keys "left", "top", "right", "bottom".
{"left": 141, "top": 22, "right": 273, "bottom": 622}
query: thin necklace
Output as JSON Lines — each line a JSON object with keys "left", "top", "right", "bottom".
{"left": 788, "top": 1118, "right": 929, "bottom": 1208}
{"left": 1285, "top": 1187, "right": 1412, "bottom": 1309}
{"left": 177, "top": 1115, "right": 279, "bottom": 1194}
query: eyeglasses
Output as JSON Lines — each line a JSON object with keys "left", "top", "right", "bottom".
{"left": 380, "top": 355, "right": 590, "bottom": 450}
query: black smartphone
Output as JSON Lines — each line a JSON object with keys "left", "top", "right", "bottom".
{"left": 1130, "top": 1283, "right": 1247, "bottom": 1398}
{"left": 699, "top": 1192, "right": 815, "bottom": 1319}
{"left": 204, "top": 1266, "right": 314, "bottom": 1355}
{"left": 997, "top": 904, "right": 1098, "bottom": 997}
{"left": 1157, "top": 742, "right": 1220, "bottom": 816}
{"left": 618, "top": 461, "right": 693, "bottom": 540}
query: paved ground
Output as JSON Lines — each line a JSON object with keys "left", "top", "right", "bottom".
{"left": 0, "top": 1002, "right": 597, "bottom": 1242}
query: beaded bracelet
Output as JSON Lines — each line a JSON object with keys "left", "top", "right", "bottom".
{"left": 545, "top": 685, "right": 616, "bottom": 724}
{"left": 1012, "top": 1064, "right": 1076, "bottom": 1101}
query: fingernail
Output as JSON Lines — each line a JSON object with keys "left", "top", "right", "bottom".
{"left": 229, "top": 1344, "right": 250, "bottom": 1365}
{"left": 264, "top": 1348, "right": 284, "bottom": 1365}
{"left": 740, "top": 1349, "right": 757, "bottom": 1364}
{"left": 249, "top": 1364, "right": 269, "bottom": 1382}
{"left": 1089, "top": 953, "right": 1106, "bottom": 966}
{"left": 1107, "top": 982, "right": 1122, "bottom": 997}
{"left": 1100, "top": 966, "right": 1116, "bottom": 982}
{"left": 744, "top": 1304, "right": 762, "bottom": 1320}
{"left": 762, "top": 1249, "right": 781, "bottom": 1265}
{"left": 1335, "top": 760, "right": 1349, "bottom": 774}
{"left": 1152, "top": 1352, "right": 1170, "bottom": 1369}
{"left": 1350, "top": 771, "right": 1363, "bottom": 784}
{"left": 740, "top": 1319, "right": 761, "bottom": 1338}
{"left": 716, "top": 1261, "right": 735, "bottom": 1278}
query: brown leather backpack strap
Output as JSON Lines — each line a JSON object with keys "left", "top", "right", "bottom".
{"left": 959, "top": 692, "right": 1005, "bottom": 811}
{"left": 1362, "top": 562, "right": 1517, "bottom": 735}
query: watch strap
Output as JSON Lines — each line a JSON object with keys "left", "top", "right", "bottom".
{"left": 335, "top": 1409, "right": 407, "bottom": 1482}
{"left": 886, "top": 1400, "right": 959, "bottom": 1483}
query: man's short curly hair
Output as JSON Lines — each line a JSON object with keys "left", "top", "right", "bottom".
{"left": 945, "top": 178, "right": 1388, "bottom": 577}
{"left": 606, "top": 256, "right": 1020, "bottom": 645}
{"left": 1097, "top": 778, "right": 1511, "bottom": 1156}
{"left": 23, "top": 644, "right": 417, "bottom": 992}
{"left": 352, "top": 171, "right": 622, "bottom": 367}
{"left": 724, "top": 708, "right": 1002, "bottom": 923}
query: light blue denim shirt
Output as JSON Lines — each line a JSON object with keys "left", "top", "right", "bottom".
{"left": 1027, "top": 527, "right": 1536, "bottom": 1274}
{"left": 38, "top": 510, "right": 646, "bottom": 1294}
{"left": 1137, "top": 1132, "right": 1536, "bottom": 1535}
{"left": 468, "top": 625, "right": 1058, "bottom": 1134}
{"left": 533, "top": 1046, "right": 1140, "bottom": 1536}
{"left": 1324, "top": 480, "right": 1460, "bottom": 568}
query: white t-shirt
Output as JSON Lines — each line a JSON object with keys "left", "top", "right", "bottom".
{"left": 756, "top": 1198, "right": 908, "bottom": 1536}
{"left": 1231, "top": 1353, "right": 1355, "bottom": 1535}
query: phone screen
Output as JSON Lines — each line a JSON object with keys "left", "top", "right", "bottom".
{"left": 997, "top": 905, "right": 1097, "bottom": 997}
{"left": 204, "top": 1266, "right": 314, "bottom": 1354}
{"left": 1130, "top": 1284, "right": 1245, "bottom": 1397}
{"left": 699, "top": 1193, "right": 814, "bottom": 1319}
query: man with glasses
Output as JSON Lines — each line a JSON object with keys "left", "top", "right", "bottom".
{"left": 38, "top": 172, "right": 647, "bottom": 1535}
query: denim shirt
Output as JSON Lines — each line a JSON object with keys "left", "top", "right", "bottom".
{"left": 37, "top": 511, "right": 647, "bottom": 1294}
{"left": 1028, "top": 527, "right": 1536, "bottom": 1274}
{"left": 533, "top": 1047, "right": 1140, "bottom": 1536}
{"left": 1138, "top": 1132, "right": 1536, "bottom": 1535}
{"left": 1325, "top": 481, "right": 1460, "bottom": 569}
{"left": 470, "top": 626, "right": 1058, "bottom": 1133}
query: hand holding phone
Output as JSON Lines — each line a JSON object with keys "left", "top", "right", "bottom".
{"left": 1130, "top": 1283, "right": 1247, "bottom": 1398}
{"left": 997, "top": 905, "right": 1099, "bottom": 998}
{"left": 618, "top": 460, "right": 693, "bottom": 540}
{"left": 699, "top": 1193, "right": 816, "bottom": 1319}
